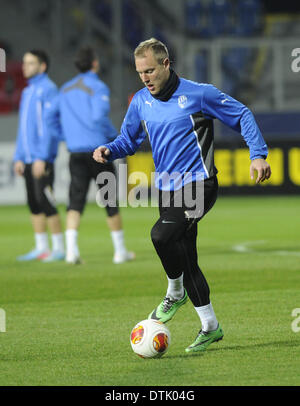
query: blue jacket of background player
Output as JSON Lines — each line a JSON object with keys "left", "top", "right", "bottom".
{"left": 13, "top": 73, "right": 60, "bottom": 163}
{"left": 48, "top": 71, "right": 118, "bottom": 153}
{"left": 103, "top": 79, "right": 269, "bottom": 190}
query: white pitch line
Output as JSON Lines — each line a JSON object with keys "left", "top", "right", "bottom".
{"left": 274, "top": 251, "right": 300, "bottom": 257}
{"left": 232, "top": 241, "right": 300, "bottom": 256}
{"left": 232, "top": 241, "right": 266, "bottom": 253}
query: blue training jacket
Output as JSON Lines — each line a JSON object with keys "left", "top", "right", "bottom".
{"left": 14, "top": 73, "right": 60, "bottom": 163}
{"left": 48, "top": 71, "right": 118, "bottom": 153}
{"left": 104, "top": 79, "right": 268, "bottom": 190}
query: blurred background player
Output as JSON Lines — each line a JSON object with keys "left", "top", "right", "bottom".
{"left": 47, "top": 46, "right": 134, "bottom": 264}
{"left": 13, "top": 50, "right": 65, "bottom": 262}
{"left": 93, "top": 38, "right": 271, "bottom": 353}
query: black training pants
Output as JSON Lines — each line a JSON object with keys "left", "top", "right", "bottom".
{"left": 151, "top": 176, "right": 218, "bottom": 307}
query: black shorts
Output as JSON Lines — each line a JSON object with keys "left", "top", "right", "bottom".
{"left": 68, "top": 152, "right": 119, "bottom": 216}
{"left": 23, "top": 163, "right": 58, "bottom": 217}
{"left": 152, "top": 176, "right": 218, "bottom": 247}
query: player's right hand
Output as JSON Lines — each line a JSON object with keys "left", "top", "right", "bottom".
{"left": 14, "top": 160, "right": 25, "bottom": 176}
{"left": 250, "top": 158, "right": 271, "bottom": 184}
{"left": 93, "top": 146, "right": 111, "bottom": 164}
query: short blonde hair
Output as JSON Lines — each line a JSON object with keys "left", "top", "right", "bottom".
{"left": 134, "top": 38, "right": 169, "bottom": 64}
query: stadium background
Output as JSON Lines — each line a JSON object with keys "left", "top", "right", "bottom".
{"left": 1, "top": 0, "right": 300, "bottom": 204}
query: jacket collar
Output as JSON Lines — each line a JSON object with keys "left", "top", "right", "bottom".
{"left": 28, "top": 72, "right": 47, "bottom": 85}
{"left": 151, "top": 69, "right": 180, "bottom": 102}
{"left": 80, "top": 70, "right": 98, "bottom": 79}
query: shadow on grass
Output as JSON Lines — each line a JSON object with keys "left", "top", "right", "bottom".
{"left": 165, "top": 339, "right": 299, "bottom": 359}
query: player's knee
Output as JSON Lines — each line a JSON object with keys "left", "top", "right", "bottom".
{"left": 67, "top": 202, "right": 85, "bottom": 214}
{"left": 151, "top": 223, "right": 168, "bottom": 247}
{"left": 105, "top": 205, "right": 119, "bottom": 217}
{"left": 152, "top": 213, "right": 188, "bottom": 247}
{"left": 39, "top": 198, "right": 57, "bottom": 217}
{"left": 44, "top": 206, "right": 58, "bottom": 217}
{"left": 68, "top": 193, "right": 86, "bottom": 214}
{"left": 36, "top": 188, "right": 58, "bottom": 217}
{"left": 27, "top": 195, "right": 43, "bottom": 215}
{"left": 28, "top": 203, "right": 43, "bottom": 215}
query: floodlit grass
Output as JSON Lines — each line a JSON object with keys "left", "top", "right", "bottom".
{"left": 0, "top": 196, "right": 299, "bottom": 386}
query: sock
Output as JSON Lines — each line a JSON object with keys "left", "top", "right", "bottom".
{"left": 35, "top": 232, "right": 49, "bottom": 252}
{"left": 65, "top": 229, "right": 80, "bottom": 257}
{"left": 111, "top": 230, "right": 126, "bottom": 254}
{"left": 51, "top": 233, "right": 64, "bottom": 253}
{"left": 194, "top": 302, "right": 218, "bottom": 332}
{"left": 166, "top": 274, "right": 184, "bottom": 301}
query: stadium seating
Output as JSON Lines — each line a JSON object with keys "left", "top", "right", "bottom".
{"left": 233, "top": 0, "right": 263, "bottom": 36}
{"left": 93, "top": 0, "right": 143, "bottom": 49}
{"left": 92, "top": 0, "right": 112, "bottom": 27}
{"left": 185, "top": 0, "right": 234, "bottom": 37}
{"left": 207, "top": 0, "right": 234, "bottom": 37}
{"left": 59, "top": 0, "right": 265, "bottom": 100}
{"left": 122, "top": 0, "right": 143, "bottom": 49}
{"left": 185, "top": 0, "right": 207, "bottom": 37}
{"left": 194, "top": 53, "right": 208, "bottom": 83}
{"left": 221, "top": 47, "right": 253, "bottom": 95}
{"left": 187, "top": 0, "right": 263, "bottom": 98}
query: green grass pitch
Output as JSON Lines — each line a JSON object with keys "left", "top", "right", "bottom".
{"left": 0, "top": 196, "right": 299, "bottom": 386}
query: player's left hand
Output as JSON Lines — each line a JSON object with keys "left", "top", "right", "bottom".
{"left": 32, "top": 160, "right": 46, "bottom": 179}
{"left": 250, "top": 158, "right": 271, "bottom": 184}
